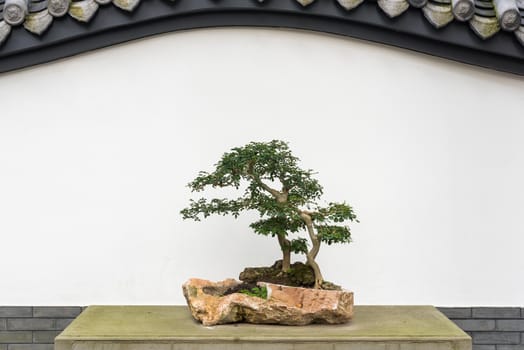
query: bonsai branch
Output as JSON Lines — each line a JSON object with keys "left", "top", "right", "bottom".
{"left": 300, "top": 211, "right": 323, "bottom": 288}
{"left": 248, "top": 173, "right": 288, "bottom": 203}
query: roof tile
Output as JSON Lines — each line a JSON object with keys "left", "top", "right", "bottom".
{"left": 0, "top": 0, "right": 523, "bottom": 50}
{"left": 378, "top": 0, "right": 410, "bottom": 17}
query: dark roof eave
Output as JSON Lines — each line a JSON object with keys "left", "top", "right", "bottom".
{"left": 0, "top": 0, "right": 523, "bottom": 75}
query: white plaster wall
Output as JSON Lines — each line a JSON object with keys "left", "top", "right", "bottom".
{"left": 0, "top": 28, "right": 523, "bottom": 306}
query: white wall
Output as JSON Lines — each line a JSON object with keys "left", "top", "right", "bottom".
{"left": 1, "top": 28, "right": 523, "bottom": 307}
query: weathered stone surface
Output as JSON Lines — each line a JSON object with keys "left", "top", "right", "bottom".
{"left": 182, "top": 278, "right": 353, "bottom": 326}
{"left": 54, "top": 305, "right": 471, "bottom": 350}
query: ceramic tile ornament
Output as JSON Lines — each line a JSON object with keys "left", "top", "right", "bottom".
{"left": 492, "top": 0, "right": 520, "bottom": 31}
{"left": 0, "top": 0, "right": 522, "bottom": 45}
{"left": 336, "top": 0, "right": 365, "bottom": 10}
{"left": 48, "top": 0, "right": 70, "bottom": 16}
{"left": 296, "top": 0, "right": 316, "bottom": 6}
{"left": 469, "top": 0, "right": 501, "bottom": 39}
{"left": 516, "top": 26, "right": 524, "bottom": 44}
{"left": 3, "top": 0, "right": 28, "bottom": 25}
{"left": 377, "top": 0, "right": 410, "bottom": 17}
{"left": 23, "top": 9, "right": 52, "bottom": 34}
{"left": 470, "top": 15, "right": 501, "bottom": 38}
{"left": 113, "top": 0, "right": 140, "bottom": 11}
{"left": 1, "top": 0, "right": 524, "bottom": 74}
{"left": 516, "top": 0, "right": 524, "bottom": 43}
{"left": 68, "top": 0, "right": 98, "bottom": 22}
{"left": 0, "top": 21, "right": 11, "bottom": 45}
{"left": 423, "top": 0, "right": 454, "bottom": 28}
{"left": 451, "top": 0, "right": 475, "bottom": 20}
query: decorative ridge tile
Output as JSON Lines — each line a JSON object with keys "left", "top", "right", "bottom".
{"left": 0, "top": 0, "right": 523, "bottom": 75}
{"left": 0, "top": 0, "right": 523, "bottom": 47}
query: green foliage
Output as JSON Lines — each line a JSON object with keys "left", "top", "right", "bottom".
{"left": 290, "top": 238, "right": 308, "bottom": 253}
{"left": 180, "top": 198, "right": 249, "bottom": 221}
{"left": 181, "top": 140, "right": 324, "bottom": 221}
{"left": 311, "top": 202, "right": 358, "bottom": 223}
{"left": 240, "top": 286, "right": 268, "bottom": 299}
{"left": 316, "top": 225, "right": 352, "bottom": 245}
{"left": 310, "top": 202, "right": 358, "bottom": 245}
{"left": 181, "top": 140, "right": 359, "bottom": 269}
{"left": 249, "top": 217, "right": 304, "bottom": 237}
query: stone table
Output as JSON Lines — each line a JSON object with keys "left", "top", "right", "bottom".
{"left": 55, "top": 305, "right": 471, "bottom": 350}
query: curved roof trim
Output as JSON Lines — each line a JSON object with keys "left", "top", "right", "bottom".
{"left": 0, "top": 0, "right": 523, "bottom": 75}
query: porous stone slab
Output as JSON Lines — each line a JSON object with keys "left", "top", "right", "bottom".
{"left": 55, "top": 305, "right": 471, "bottom": 350}
{"left": 182, "top": 278, "right": 353, "bottom": 326}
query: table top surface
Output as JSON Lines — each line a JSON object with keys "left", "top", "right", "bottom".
{"left": 56, "top": 305, "right": 470, "bottom": 342}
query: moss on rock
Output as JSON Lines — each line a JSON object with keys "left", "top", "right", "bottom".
{"left": 239, "top": 260, "right": 341, "bottom": 290}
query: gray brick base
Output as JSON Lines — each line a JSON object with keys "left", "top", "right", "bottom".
{"left": 1, "top": 306, "right": 523, "bottom": 350}
{"left": 439, "top": 307, "right": 524, "bottom": 350}
{"left": 0, "top": 307, "right": 82, "bottom": 350}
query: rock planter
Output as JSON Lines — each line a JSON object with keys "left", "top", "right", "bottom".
{"left": 182, "top": 278, "right": 354, "bottom": 326}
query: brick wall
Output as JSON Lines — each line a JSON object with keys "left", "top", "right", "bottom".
{"left": 1, "top": 306, "right": 523, "bottom": 350}
{"left": 0, "top": 307, "right": 82, "bottom": 350}
{"left": 439, "top": 307, "right": 524, "bottom": 350}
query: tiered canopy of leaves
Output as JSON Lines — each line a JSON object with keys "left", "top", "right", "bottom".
{"left": 312, "top": 202, "right": 357, "bottom": 245}
{"left": 182, "top": 141, "right": 316, "bottom": 251}
{"left": 181, "top": 140, "right": 323, "bottom": 221}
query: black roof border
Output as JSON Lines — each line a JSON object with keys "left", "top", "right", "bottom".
{"left": 0, "top": 0, "right": 523, "bottom": 75}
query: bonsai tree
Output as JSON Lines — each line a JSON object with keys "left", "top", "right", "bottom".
{"left": 180, "top": 140, "right": 358, "bottom": 289}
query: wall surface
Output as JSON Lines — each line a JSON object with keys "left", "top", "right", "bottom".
{"left": 0, "top": 27, "right": 523, "bottom": 306}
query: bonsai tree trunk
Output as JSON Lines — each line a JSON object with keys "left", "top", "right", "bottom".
{"left": 277, "top": 234, "right": 292, "bottom": 272}
{"left": 306, "top": 252, "right": 324, "bottom": 289}
{"left": 251, "top": 175, "right": 292, "bottom": 273}
{"left": 300, "top": 212, "right": 324, "bottom": 289}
